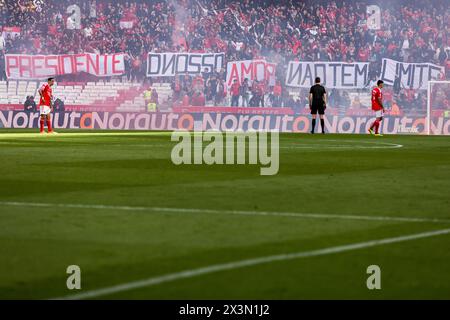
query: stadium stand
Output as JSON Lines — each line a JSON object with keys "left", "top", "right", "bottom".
{"left": 0, "top": 0, "right": 448, "bottom": 112}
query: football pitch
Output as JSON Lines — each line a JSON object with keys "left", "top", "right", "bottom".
{"left": 0, "top": 130, "right": 449, "bottom": 299}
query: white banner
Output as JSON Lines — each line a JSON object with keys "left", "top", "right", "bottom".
{"left": 2, "top": 26, "right": 21, "bottom": 39}
{"left": 5, "top": 53, "right": 126, "bottom": 79}
{"left": 146, "top": 52, "right": 225, "bottom": 77}
{"left": 380, "top": 58, "right": 445, "bottom": 90}
{"left": 285, "top": 61, "right": 370, "bottom": 89}
{"left": 226, "top": 60, "right": 277, "bottom": 87}
{"left": 119, "top": 20, "right": 134, "bottom": 29}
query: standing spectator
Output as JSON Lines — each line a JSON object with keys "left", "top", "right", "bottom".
{"left": 251, "top": 80, "right": 264, "bottom": 107}
{"left": 131, "top": 56, "right": 141, "bottom": 82}
{"left": 0, "top": 32, "right": 5, "bottom": 52}
{"left": 446, "top": 53, "right": 450, "bottom": 80}
{"left": 0, "top": 52, "right": 6, "bottom": 81}
{"left": 181, "top": 75, "right": 192, "bottom": 96}
{"left": 240, "top": 78, "right": 250, "bottom": 107}
{"left": 192, "top": 74, "right": 204, "bottom": 95}
{"left": 215, "top": 79, "right": 225, "bottom": 106}
{"left": 24, "top": 96, "right": 37, "bottom": 112}
{"left": 206, "top": 74, "right": 218, "bottom": 103}
{"left": 143, "top": 87, "right": 152, "bottom": 109}
{"left": 147, "top": 88, "right": 158, "bottom": 112}
{"left": 54, "top": 98, "right": 65, "bottom": 112}
{"left": 293, "top": 98, "right": 303, "bottom": 113}
{"left": 258, "top": 81, "right": 266, "bottom": 107}
{"left": 438, "top": 47, "right": 448, "bottom": 65}
{"left": 191, "top": 91, "right": 205, "bottom": 106}
{"left": 124, "top": 55, "right": 132, "bottom": 82}
{"left": 150, "top": 88, "right": 159, "bottom": 107}
{"left": 182, "top": 94, "right": 190, "bottom": 106}
{"left": 272, "top": 80, "right": 282, "bottom": 107}
{"left": 393, "top": 72, "right": 401, "bottom": 97}
{"left": 230, "top": 79, "right": 240, "bottom": 106}
{"left": 249, "top": 80, "right": 260, "bottom": 107}
{"left": 171, "top": 76, "right": 182, "bottom": 102}
{"left": 202, "top": 67, "right": 210, "bottom": 83}
{"left": 83, "top": 24, "right": 93, "bottom": 39}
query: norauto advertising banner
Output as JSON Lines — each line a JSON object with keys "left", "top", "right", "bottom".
{"left": 146, "top": 52, "right": 225, "bottom": 77}
{"left": 5, "top": 53, "right": 126, "bottom": 79}
{"left": 285, "top": 61, "right": 370, "bottom": 89}
{"left": 1, "top": 111, "right": 449, "bottom": 135}
{"left": 380, "top": 58, "right": 445, "bottom": 90}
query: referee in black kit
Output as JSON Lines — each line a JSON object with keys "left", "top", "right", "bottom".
{"left": 309, "top": 77, "right": 327, "bottom": 134}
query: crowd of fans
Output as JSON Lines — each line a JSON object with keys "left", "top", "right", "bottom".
{"left": 1, "top": 0, "right": 449, "bottom": 112}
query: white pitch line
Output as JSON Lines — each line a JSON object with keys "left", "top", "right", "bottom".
{"left": 0, "top": 132, "right": 174, "bottom": 139}
{"left": 312, "top": 139, "right": 404, "bottom": 149}
{"left": 1, "top": 201, "right": 449, "bottom": 224}
{"left": 0, "top": 139, "right": 404, "bottom": 149}
{"left": 53, "top": 227, "right": 450, "bottom": 300}
{"left": 87, "top": 143, "right": 402, "bottom": 149}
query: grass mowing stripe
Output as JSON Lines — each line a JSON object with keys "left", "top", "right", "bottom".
{"left": 1, "top": 201, "right": 449, "bottom": 224}
{"left": 53, "top": 228, "right": 450, "bottom": 300}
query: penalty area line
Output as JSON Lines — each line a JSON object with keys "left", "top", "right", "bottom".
{"left": 52, "top": 227, "right": 450, "bottom": 300}
{"left": 1, "top": 201, "right": 450, "bottom": 224}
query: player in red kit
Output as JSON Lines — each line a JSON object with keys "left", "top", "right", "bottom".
{"left": 38, "top": 77, "right": 57, "bottom": 134}
{"left": 369, "top": 80, "right": 385, "bottom": 136}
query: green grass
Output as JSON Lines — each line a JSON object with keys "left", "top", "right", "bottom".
{"left": 0, "top": 129, "right": 449, "bottom": 299}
